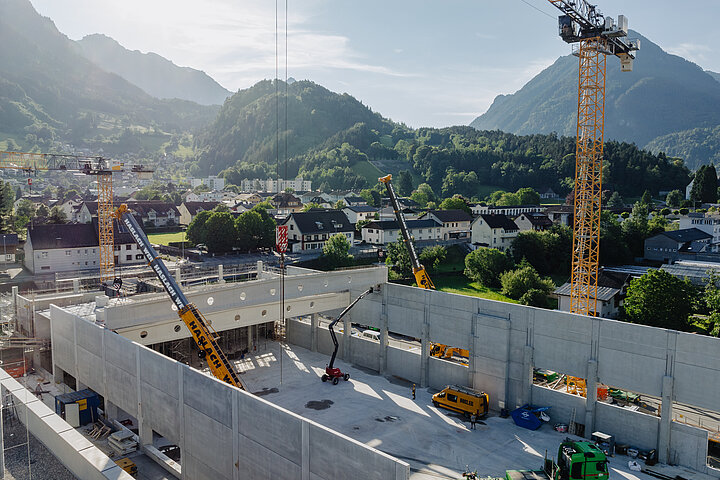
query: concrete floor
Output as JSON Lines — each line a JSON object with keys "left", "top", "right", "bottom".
{"left": 231, "top": 341, "right": 717, "bottom": 480}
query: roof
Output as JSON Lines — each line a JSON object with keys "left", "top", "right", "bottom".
{"left": 343, "top": 195, "right": 366, "bottom": 203}
{"left": 554, "top": 283, "right": 620, "bottom": 302}
{"left": 27, "top": 224, "right": 97, "bottom": 249}
{"left": 91, "top": 218, "right": 136, "bottom": 246}
{"left": 545, "top": 205, "right": 574, "bottom": 213}
{"left": 520, "top": 212, "right": 553, "bottom": 227}
{"left": 656, "top": 228, "right": 711, "bottom": 243}
{"left": 182, "top": 201, "right": 221, "bottom": 215}
{"left": 125, "top": 201, "right": 180, "bottom": 217}
{"left": 474, "top": 214, "right": 519, "bottom": 231}
{"left": 271, "top": 192, "right": 302, "bottom": 208}
{"left": 0, "top": 234, "right": 19, "bottom": 246}
{"left": 362, "top": 219, "right": 440, "bottom": 231}
{"left": 426, "top": 209, "right": 473, "bottom": 223}
{"left": 282, "top": 210, "right": 353, "bottom": 234}
{"left": 343, "top": 205, "right": 378, "bottom": 213}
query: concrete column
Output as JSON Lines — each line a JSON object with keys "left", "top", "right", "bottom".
{"left": 584, "top": 359, "right": 598, "bottom": 437}
{"left": 420, "top": 292, "right": 431, "bottom": 388}
{"left": 104, "top": 401, "right": 120, "bottom": 420}
{"left": 379, "top": 288, "right": 389, "bottom": 375}
{"left": 218, "top": 264, "right": 225, "bottom": 283}
{"left": 522, "top": 345, "right": 534, "bottom": 406}
{"left": 177, "top": 363, "right": 186, "bottom": 480}
{"left": 501, "top": 317, "right": 511, "bottom": 411}
{"left": 136, "top": 344, "right": 151, "bottom": 447}
{"left": 11, "top": 286, "right": 17, "bottom": 316}
{"left": 175, "top": 268, "right": 181, "bottom": 285}
{"left": 310, "top": 314, "right": 318, "bottom": 352}
{"left": 470, "top": 314, "right": 479, "bottom": 391}
{"left": 72, "top": 278, "right": 79, "bottom": 293}
{"left": 301, "top": 421, "right": 310, "bottom": 480}
{"left": 342, "top": 312, "right": 351, "bottom": 362}
{"left": 256, "top": 261, "right": 264, "bottom": 276}
{"left": 0, "top": 388, "right": 5, "bottom": 478}
{"left": 658, "top": 375, "right": 674, "bottom": 463}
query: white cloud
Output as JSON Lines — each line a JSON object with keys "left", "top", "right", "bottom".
{"left": 666, "top": 43, "right": 712, "bottom": 67}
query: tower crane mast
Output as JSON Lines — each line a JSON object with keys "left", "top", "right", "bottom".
{"left": 545, "top": 0, "right": 639, "bottom": 316}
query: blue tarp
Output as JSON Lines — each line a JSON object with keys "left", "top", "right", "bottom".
{"left": 511, "top": 404, "right": 550, "bottom": 430}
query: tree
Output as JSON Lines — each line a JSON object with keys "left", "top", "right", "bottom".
{"left": 47, "top": 206, "right": 67, "bottom": 224}
{"left": 464, "top": 247, "right": 513, "bottom": 288}
{"left": 334, "top": 200, "right": 346, "bottom": 210}
{"left": 321, "top": 233, "right": 353, "bottom": 268}
{"left": 204, "top": 212, "right": 236, "bottom": 253}
{"left": 386, "top": 238, "right": 412, "bottom": 278}
{"left": 410, "top": 183, "right": 435, "bottom": 208}
{"left": 621, "top": 202, "right": 650, "bottom": 257}
{"left": 396, "top": 170, "right": 413, "bottom": 197}
{"left": 439, "top": 195, "right": 471, "bottom": 214}
{"left": 250, "top": 203, "right": 277, "bottom": 248}
{"left": 235, "top": 210, "right": 264, "bottom": 250}
{"left": 186, "top": 210, "right": 213, "bottom": 246}
{"left": 516, "top": 187, "right": 540, "bottom": 206}
{"left": 360, "top": 189, "right": 382, "bottom": 207}
{"left": 606, "top": 191, "right": 624, "bottom": 209}
{"left": 700, "top": 273, "right": 720, "bottom": 337}
{"left": 665, "top": 190, "right": 683, "bottom": 208}
{"left": 302, "top": 202, "right": 321, "bottom": 212}
{"left": 690, "top": 164, "right": 718, "bottom": 204}
{"left": 640, "top": 189, "right": 653, "bottom": 206}
{"left": 500, "top": 265, "right": 554, "bottom": 301}
{"left": 419, "top": 245, "right": 446, "bottom": 273}
{"left": 623, "top": 269, "right": 695, "bottom": 330}
{"left": 213, "top": 203, "right": 230, "bottom": 213}
{"left": 36, "top": 204, "right": 50, "bottom": 219}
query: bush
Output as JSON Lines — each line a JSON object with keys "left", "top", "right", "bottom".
{"left": 500, "top": 265, "right": 554, "bottom": 300}
{"left": 519, "top": 288, "right": 550, "bottom": 308}
{"left": 464, "top": 248, "right": 513, "bottom": 288}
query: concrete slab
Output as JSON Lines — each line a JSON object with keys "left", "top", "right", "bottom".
{"left": 232, "top": 341, "right": 711, "bottom": 480}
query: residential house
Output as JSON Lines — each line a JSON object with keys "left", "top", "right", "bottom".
{"left": 470, "top": 214, "right": 519, "bottom": 251}
{"left": 361, "top": 219, "right": 441, "bottom": 245}
{"left": 545, "top": 205, "right": 574, "bottom": 227}
{"left": 270, "top": 192, "right": 303, "bottom": 216}
{"left": 381, "top": 197, "right": 420, "bottom": 209}
{"left": 342, "top": 205, "right": 378, "bottom": 225}
{"left": 554, "top": 269, "right": 631, "bottom": 319}
{"left": 281, "top": 210, "right": 354, "bottom": 252}
{"left": 679, "top": 212, "right": 720, "bottom": 246}
{"left": 378, "top": 206, "right": 422, "bottom": 221}
{"left": 420, "top": 210, "right": 472, "bottom": 241}
{"left": 178, "top": 201, "right": 221, "bottom": 226}
{"left": 236, "top": 193, "right": 263, "bottom": 205}
{"left": 343, "top": 195, "right": 367, "bottom": 207}
{"left": 190, "top": 176, "right": 225, "bottom": 191}
{"left": 515, "top": 212, "right": 553, "bottom": 232}
{"left": 184, "top": 191, "right": 235, "bottom": 203}
{"left": 0, "top": 234, "right": 19, "bottom": 264}
{"left": 644, "top": 228, "right": 712, "bottom": 263}
{"left": 240, "top": 177, "right": 312, "bottom": 192}
{"left": 78, "top": 201, "right": 180, "bottom": 228}
{"left": 540, "top": 188, "right": 559, "bottom": 200}
{"left": 471, "top": 204, "right": 543, "bottom": 217}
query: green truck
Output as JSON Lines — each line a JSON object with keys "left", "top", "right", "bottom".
{"left": 463, "top": 440, "right": 609, "bottom": 480}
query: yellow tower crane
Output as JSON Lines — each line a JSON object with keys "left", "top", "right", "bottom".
{"left": 0, "top": 151, "right": 151, "bottom": 286}
{"left": 545, "top": 1, "right": 639, "bottom": 315}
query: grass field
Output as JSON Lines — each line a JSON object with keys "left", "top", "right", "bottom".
{"left": 433, "top": 274, "right": 519, "bottom": 304}
{"left": 432, "top": 244, "right": 466, "bottom": 274}
{"left": 351, "top": 160, "right": 385, "bottom": 185}
{"left": 148, "top": 231, "right": 186, "bottom": 245}
{"left": 476, "top": 184, "right": 506, "bottom": 199}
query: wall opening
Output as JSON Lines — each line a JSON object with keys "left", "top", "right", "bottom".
{"left": 709, "top": 437, "right": 720, "bottom": 469}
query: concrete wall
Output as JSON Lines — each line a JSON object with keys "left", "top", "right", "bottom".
{"left": 51, "top": 305, "right": 409, "bottom": 480}
{"left": 0, "top": 369, "right": 133, "bottom": 480}
{"left": 594, "top": 402, "right": 660, "bottom": 452}
{"left": 530, "top": 385, "right": 586, "bottom": 427}
{"left": 669, "top": 421, "right": 709, "bottom": 471}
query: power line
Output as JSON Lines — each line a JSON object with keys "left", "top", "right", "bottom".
{"left": 517, "top": 0, "right": 556, "bottom": 20}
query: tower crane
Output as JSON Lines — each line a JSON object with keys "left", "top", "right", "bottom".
{"left": 545, "top": 1, "right": 639, "bottom": 315}
{"left": 0, "top": 150, "right": 152, "bottom": 286}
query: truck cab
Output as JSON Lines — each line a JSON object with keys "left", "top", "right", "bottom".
{"left": 557, "top": 441, "right": 608, "bottom": 480}
{"left": 432, "top": 385, "right": 489, "bottom": 418}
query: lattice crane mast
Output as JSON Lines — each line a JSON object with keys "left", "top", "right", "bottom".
{"left": 0, "top": 150, "right": 151, "bottom": 286}
{"left": 546, "top": 1, "right": 639, "bottom": 316}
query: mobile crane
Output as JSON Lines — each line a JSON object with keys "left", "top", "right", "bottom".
{"left": 321, "top": 287, "right": 374, "bottom": 385}
{"left": 378, "top": 174, "right": 468, "bottom": 362}
{"left": 115, "top": 204, "right": 245, "bottom": 390}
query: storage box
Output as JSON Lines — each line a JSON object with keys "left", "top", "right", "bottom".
{"left": 55, "top": 389, "right": 100, "bottom": 426}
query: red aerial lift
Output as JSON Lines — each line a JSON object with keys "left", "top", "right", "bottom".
{"left": 322, "top": 287, "right": 374, "bottom": 385}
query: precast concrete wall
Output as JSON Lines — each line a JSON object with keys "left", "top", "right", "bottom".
{"left": 669, "top": 421, "right": 709, "bottom": 471}
{"left": 385, "top": 345, "right": 421, "bottom": 384}
{"left": 530, "top": 385, "right": 586, "bottom": 426}
{"left": 427, "top": 357, "right": 469, "bottom": 390}
{"left": 594, "top": 402, "right": 660, "bottom": 452}
{"left": 287, "top": 317, "right": 312, "bottom": 350}
{"left": 51, "top": 305, "right": 409, "bottom": 480}
{"left": 0, "top": 369, "right": 133, "bottom": 480}
{"left": 349, "top": 336, "right": 381, "bottom": 372}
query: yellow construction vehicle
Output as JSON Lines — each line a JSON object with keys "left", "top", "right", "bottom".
{"left": 429, "top": 344, "right": 469, "bottom": 364}
{"left": 115, "top": 204, "right": 245, "bottom": 390}
{"left": 114, "top": 457, "right": 137, "bottom": 477}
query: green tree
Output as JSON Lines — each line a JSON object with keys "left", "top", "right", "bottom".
{"left": 360, "top": 189, "right": 382, "bottom": 207}
{"left": 640, "top": 189, "right": 653, "bottom": 206}
{"left": 334, "top": 200, "right": 346, "bottom": 210}
{"left": 396, "top": 170, "right": 413, "bottom": 197}
{"left": 321, "top": 233, "right": 353, "bottom": 268}
{"left": 606, "top": 191, "right": 625, "bottom": 209}
{"left": 213, "top": 203, "right": 230, "bottom": 213}
{"left": 250, "top": 203, "right": 277, "bottom": 248}
{"left": 690, "top": 164, "right": 718, "bottom": 204}
{"left": 599, "top": 210, "right": 631, "bottom": 265}
{"left": 621, "top": 202, "right": 650, "bottom": 257}
{"left": 386, "top": 238, "right": 412, "bottom": 278}
{"left": 623, "top": 269, "right": 695, "bottom": 330}
{"left": 516, "top": 187, "right": 540, "bottom": 205}
{"left": 235, "top": 210, "right": 264, "bottom": 251}
{"left": 410, "top": 183, "right": 435, "bottom": 208}
{"left": 302, "top": 202, "right": 321, "bottom": 212}
{"left": 418, "top": 245, "right": 446, "bottom": 273}
{"left": 464, "top": 247, "right": 513, "bottom": 288}
{"left": 500, "top": 265, "right": 554, "bottom": 300}
{"left": 700, "top": 273, "right": 720, "bottom": 337}
{"left": 520, "top": 289, "right": 551, "bottom": 308}
{"left": 665, "top": 190, "right": 683, "bottom": 208}
{"left": 204, "top": 212, "right": 236, "bottom": 253}
{"left": 47, "top": 206, "right": 67, "bottom": 224}
{"left": 36, "top": 204, "right": 50, "bottom": 218}
{"left": 438, "top": 195, "right": 471, "bottom": 214}
{"left": 186, "top": 210, "right": 213, "bottom": 246}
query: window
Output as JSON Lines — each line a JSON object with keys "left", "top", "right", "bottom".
{"left": 290, "top": 224, "right": 294, "bottom": 230}
{"left": 92, "top": 248, "right": 96, "bottom": 253}
{"left": 85, "top": 249, "right": 88, "bottom": 254}
{"left": 126, "top": 245, "right": 132, "bottom": 250}
{"left": 136, "top": 254, "right": 144, "bottom": 260}
{"left": 446, "top": 394, "right": 458, "bottom": 403}
{"left": 41, "top": 266, "right": 50, "bottom": 270}
{"left": 85, "top": 261, "right": 88, "bottom": 266}
{"left": 41, "top": 252, "right": 48, "bottom": 258}
{"left": 126, "top": 255, "right": 132, "bottom": 261}
{"left": 65, "top": 250, "right": 71, "bottom": 256}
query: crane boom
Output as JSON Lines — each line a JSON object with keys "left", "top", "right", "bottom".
{"left": 379, "top": 174, "right": 434, "bottom": 289}
{"left": 116, "top": 204, "right": 245, "bottom": 390}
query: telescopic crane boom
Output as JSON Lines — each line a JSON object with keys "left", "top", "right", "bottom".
{"left": 545, "top": 0, "right": 639, "bottom": 316}
{"left": 378, "top": 174, "right": 434, "bottom": 290}
{"left": 115, "top": 204, "right": 245, "bottom": 390}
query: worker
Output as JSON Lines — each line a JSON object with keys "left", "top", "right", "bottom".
{"left": 412, "top": 384, "right": 416, "bottom": 400}
{"left": 470, "top": 413, "right": 477, "bottom": 430}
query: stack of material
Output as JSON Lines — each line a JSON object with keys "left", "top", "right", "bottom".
{"left": 108, "top": 430, "right": 138, "bottom": 456}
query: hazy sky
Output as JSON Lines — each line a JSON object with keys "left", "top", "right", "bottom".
{"left": 30, "top": 0, "right": 720, "bottom": 128}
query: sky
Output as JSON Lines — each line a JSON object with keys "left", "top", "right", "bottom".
{"left": 29, "top": 0, "right": 720, "bottom": 129}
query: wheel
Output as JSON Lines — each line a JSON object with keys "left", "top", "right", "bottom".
{"left": 433, "top": 401, "right": 439, "bottom": 408}
{"left": 332, "top": 377, "right": 339, "bottom": 385}
{"left": 343, "top": 373, "right": 350, "bottom": 381}
{"left": 321, "top": 374, "right": 328, "bottom": 382}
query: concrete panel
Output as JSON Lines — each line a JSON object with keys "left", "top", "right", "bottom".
{"left": 669, "top": 421, "right": 709, "bottom": 471}
{"left": 386, "top": 345, "right": 421, "bottom": 384}
{"left": 597, "top": 347, "right": 664, "bottom": 397}
{"left": 76, "top": 347, "right": 103, "bottom": 392}
{"left": 53, "top": 331, "right": 76, "bottom": 374}
{"left": 183, "top": 405, "right": 233, "bottom": 478}
{"left": 182, "top": 368, "right": 233, "bottom": 428}
{"left": 236, "top": 433, "right": 303, "bottom": 479}
{"left": 183, "top": 453, "right": 228, "bottom": 480}
{"left": 530, "top": 385, "right": 586, "bottom": 426}
{"left": 350, "top": 296, "right": 383, "bottom": 329}
{"left": 103, "top": 329, "right": 137, "bottom": 375}
{"left": 139, "top": 382, "right": 180, "bottom": 442}
{"left": 674, "top": 332, "right": 720, "bottom": 411}
{"left": 75, "top": 317, "right": 104, "bottom": 357}
{"left": 317, "top": 327, "right": 344, "bottom": 358}
{"left": 139, "top": 347, "right": 179, "bottom": 399}
{"left": 104, "top": 363, "right": 138, "bottom": 417}
{"left": 350, "top": 336, "right": 380, "bottom": 372}
{"left": 428, "top": 312, "right": 471, "bottom": 350}
{"left": 236, "top": 390, "right": 303, "bottom": 463}
{"left": 308, "top": 422, "right": 408, "bottom": 480}
{"left": 49, "top": 304, "right": 76, "bottom": 341}
{"left": 594, "top": 402, "right": 659, "bottom": 452}
{"left": 287, "top": 318, "right": 312, "bottom": 350}
{"left": 428, "top": 357, "right": 469, "bottom": 391}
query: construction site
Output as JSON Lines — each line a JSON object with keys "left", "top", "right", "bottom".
{"left": 0, "top": 0, "right": 719, "bottom": 479}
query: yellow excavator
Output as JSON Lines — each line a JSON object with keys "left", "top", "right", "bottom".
{"left": 378, "top": 174, "right": 466, "bottom": 362}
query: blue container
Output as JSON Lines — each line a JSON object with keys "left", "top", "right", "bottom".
{"left": 55, "top": 389, "right": 100, "bottom": 426}
{"left": 511, "top": 404, "right": 550, "bottom": 430}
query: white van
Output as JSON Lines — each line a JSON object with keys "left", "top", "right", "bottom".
{"left": 361, "top": 330, "right": 380, "bottom": 342}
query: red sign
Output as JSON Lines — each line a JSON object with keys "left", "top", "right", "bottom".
{"left": 27, "top": 178, "right": 32, "bottom": 185}
{"left": 276, "top": 225, "right": 288, "bottom": 253}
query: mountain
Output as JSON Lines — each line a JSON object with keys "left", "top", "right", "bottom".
{"left": 0, "top": 0, "right": 217, "bottom": 150}
{"left": 646, "top": 125, "right": 720, "bottom": 170}
{"left": 708, "top": 71, "right": 720, "bottom": 83}
{"left": 76, "top": 34, "right": 231, "bottom": 106}
{"left": 196, "top": 79, "right": 393, "bottom": 174}
{"left": 470, "top": 32, "right": 720, "bottom": 149}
